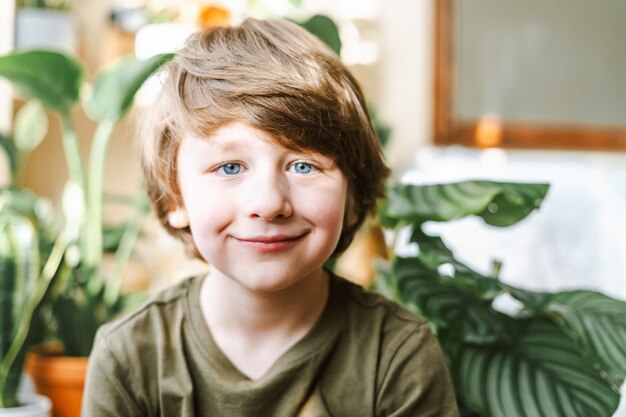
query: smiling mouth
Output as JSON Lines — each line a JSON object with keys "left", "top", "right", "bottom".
{"left": 232, "top": 233, "right": 308, "bottom": 252}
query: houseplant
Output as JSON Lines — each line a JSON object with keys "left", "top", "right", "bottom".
{"left": 0, "top": 148, "right": 55, "bottom": 413}
{"left": 15, "top": 0, "right": 77, "bottom": 53}
{"left": 0, "top": 90, "right": 67, "bottom": 414}
{"left": 0, "top": 49, "right": 172, "bottom": 413}
{"left": 376, "top": 180, "right": 626, "bottom": 417}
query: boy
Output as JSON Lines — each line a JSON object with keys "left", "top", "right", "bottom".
{"left": 83, "top": 18, "right": 459, "bottom": 416}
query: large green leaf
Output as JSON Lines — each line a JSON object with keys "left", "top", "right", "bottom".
{"left": 544, "top": 291, "right": 626, "bottom": 379}
{"left": 380, "top": 181, "right": 549, "bottom": 228}
{"left": 0, "top": 50, "right": 84, "bottom": 114}
{"left": 500, "top": 284, "right": 553, "bottom": 317}
{"left": 86, "top": 53, "right": 174, "bottom": 122}
{"left": 477, "top": 182, "right": 550, "bottom": 227}
{"left": 457, "top": 319, "right": 620, "bottom": 417}
{"left": 409, "top": 228, "right": 502, "bottom": 300}
{"left": 390, "top": 256, "right": 515, "bottom": 344}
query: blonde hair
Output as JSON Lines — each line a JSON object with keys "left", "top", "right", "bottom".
{"left": 140, "top": 17, "right": 389, "bottom": 259}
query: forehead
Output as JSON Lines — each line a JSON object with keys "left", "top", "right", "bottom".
{"left": 181, "top": 121, "right": 321, "bottom": 158}
{"left": 195, "top": 122, "right": 272, "bottom": 147}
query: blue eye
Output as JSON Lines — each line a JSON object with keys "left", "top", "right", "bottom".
{"left": 290, "top": 162, "right": 314, "bottom": 174}
{"left": 219, "top": 163, "right": 242, "bottom": 175}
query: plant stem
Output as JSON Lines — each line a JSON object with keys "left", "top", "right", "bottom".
{"left": 59, "top": 112, "right": 88, "bottom": 266}
{"left": 0, "top": 235, "right": 67, "bottom": 401}
{"left": 60, "top": 113, "right": 86, "bottom": 194}
{"left": 84, "top": 119, "right": 115, "bottom": 276}
{"left": 104, "top": 211, "right": 145, "bottom": 307}
{"left": 15, "top": 150, "right": 29, "bottom": 188}
{"left": 490, "top": 259, "right": 503, "bottom": 280}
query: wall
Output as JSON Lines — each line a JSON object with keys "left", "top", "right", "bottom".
{"left": 0, "top": 0, "right": 15, "bottom": 186}
{"left": 378, "top": 0, "right": 434, "bottom": 172}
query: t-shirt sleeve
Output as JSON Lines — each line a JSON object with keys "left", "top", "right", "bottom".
{"left": 81, "top": 329, "right": 146, "bottom": 417}
{"left": 375, "top": 322, "right": 460, "bottom": 417}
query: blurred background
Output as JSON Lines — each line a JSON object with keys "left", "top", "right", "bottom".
{"left": 0, "top": 0, "right": 625, "bottom": 299}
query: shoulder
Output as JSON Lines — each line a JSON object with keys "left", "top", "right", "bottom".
{"left": 332, "top": 275, "right": 438, "bottom": 378}
{"left": 101, "top": 276, "right": 197, "bottom": 333}
{"left": 85, "top": 276, "right": 203, "bottom": 416}
{"left": 95, "top": 276, "right": 200, "bottom": 360}
{"left": 325, "top": 276, "right": 459, "bottom": 415}
{"left": 335, "top": 275, "right": 430, "bottom": 339}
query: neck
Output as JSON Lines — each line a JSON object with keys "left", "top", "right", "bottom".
{"left": 200, "top": 267, "right": 330, "bottom": 341}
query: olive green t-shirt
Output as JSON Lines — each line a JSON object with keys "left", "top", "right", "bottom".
{"left": 82, "top": 274, "right": 459, "bottom": 416}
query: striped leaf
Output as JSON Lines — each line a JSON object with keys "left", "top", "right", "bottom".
{"left": 392, "top": 256, "right": 514, "bottom": 344}
{"left": 457, "top": 320, "right": 620, "bottom": 417}
{"left": 409, "top": 229, "right": 502, "bottom": 299}
{"left": 545, "top": 291, "right": 626, "bottom": 379}
{"left": 380, "top": 181, "right": 549, "bottom": 228}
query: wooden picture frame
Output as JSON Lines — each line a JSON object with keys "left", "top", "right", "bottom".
{"left": 434, "top": 0, "right": 626, "bottom": 151}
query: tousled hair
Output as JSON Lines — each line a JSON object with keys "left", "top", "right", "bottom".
{"left": 139, "top": 17, "right": 389, "bottom": 259}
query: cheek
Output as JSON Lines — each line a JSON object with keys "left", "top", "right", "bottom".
{"left": 301, "top": 185, "right": 349, "bottom": 234}
{"left": 181, "top": 185, "right": 233, "bottom": 243}
{"left": 186, "top": 205, "right": 231, "bottom": 263}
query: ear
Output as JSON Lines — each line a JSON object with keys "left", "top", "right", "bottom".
{"left": 167, "top": 207, "right": 190, "bottom": 229}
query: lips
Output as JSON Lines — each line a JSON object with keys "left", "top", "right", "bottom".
{"left": 232, "top": 232, "right": 308, "bottom": 253}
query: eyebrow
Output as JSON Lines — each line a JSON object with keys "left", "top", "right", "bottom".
{"left": 209, "top": 139, "right": 247, "bottom": 152}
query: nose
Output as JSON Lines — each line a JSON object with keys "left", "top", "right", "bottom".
{"left": 244, "top": 169, "right": 293, "bottom": 221}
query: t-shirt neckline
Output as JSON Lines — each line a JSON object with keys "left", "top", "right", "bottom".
{"left": 185, "top": 271, "right": 346, "bottom": 384}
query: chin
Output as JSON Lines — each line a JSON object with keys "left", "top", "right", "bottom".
{"left": 237, "top": 266, "right": 320, "bottom": 294}
{"left": 240, "top": 276, "right": 299, "bottom": 294}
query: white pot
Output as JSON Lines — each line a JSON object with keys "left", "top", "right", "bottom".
{"left": 15, "top": 8, "right": 76, "bottom": 54}
{"left": 0, "top": 394, "right": 51, "bottom": 417}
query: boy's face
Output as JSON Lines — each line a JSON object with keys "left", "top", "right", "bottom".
{"left": 168, "top": 122, "right": 350, "bottom": 293}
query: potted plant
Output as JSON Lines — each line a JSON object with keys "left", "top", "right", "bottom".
{"left": 0, "top": 49, "right": 172, "bottom": 416}
{"left": 0, "top": 79, "right": 69, "bottom": 416}
{"left": 377, "top": 180, "right": 626, "bottom": 417}
{"left": 15, "top": 0, "right": 77, "bottom": 54}
{"left": 0, "top": 146, "right": 54, "bottom": 414}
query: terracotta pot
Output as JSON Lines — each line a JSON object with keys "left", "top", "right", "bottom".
{"left": 25, "top": 353, "right": 88, "bottom": 417}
